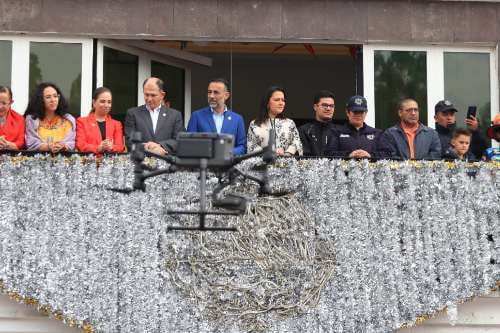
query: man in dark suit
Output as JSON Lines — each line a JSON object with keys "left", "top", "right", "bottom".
{"left": 187, "top": 78, "right": 246, "bottom": 155}
{"left": 124, "top": 77, "right": 184, "bottom": 155}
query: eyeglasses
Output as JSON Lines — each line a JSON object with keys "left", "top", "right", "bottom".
{"left": 43, "top": 94, "right": 60, "bottom": 100}
{"left": 0, "top": 101, "right": 11, "bottom": 107}
{"left": 319, "top": 103, "right": 335, "bottom": 110}
{"left": 402, "top": 107, "right": 419, "bottom": 113}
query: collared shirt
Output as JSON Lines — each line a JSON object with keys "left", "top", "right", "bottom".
{"left": 211, "top": 106, "right": 227, "bottom": 134}
{"left": 400, "top": 122, "right": 419, "bottom": 159}
{"left": 147, "top": 105, "right": 162, "bottom": 133}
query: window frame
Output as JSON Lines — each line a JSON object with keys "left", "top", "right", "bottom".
{"left": 0, "top": 35, "right": 93, "bottom": 116}
{"left": 95, "top": 40, "right": 191, "bottom": 124}
{"left": 363, "top": 44, "right": 498, "bottom": 141}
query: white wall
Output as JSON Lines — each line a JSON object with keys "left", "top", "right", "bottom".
{"left": 398, "top": 291, "right": 500, "bottom": 333}
{"left": 0, "top": 293, "right": 81, "bottom": 333}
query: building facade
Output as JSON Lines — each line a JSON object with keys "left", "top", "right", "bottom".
{"left": 0, "top": 0, "right": 498, "bottom": 138}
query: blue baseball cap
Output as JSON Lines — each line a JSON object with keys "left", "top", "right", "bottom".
{"left": 346, "top": 95, "right": 367, "bottom": 112}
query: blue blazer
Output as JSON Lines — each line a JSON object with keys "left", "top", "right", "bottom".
{"left": 187, "top": 107, "right": 246, "bottom": 155}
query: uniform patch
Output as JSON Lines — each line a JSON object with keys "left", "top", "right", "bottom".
{"left": 366, "top": 134, "right": 375, "bottom": 140}
{"left": 340, "top": 134, "right": 350, "bottom": 138}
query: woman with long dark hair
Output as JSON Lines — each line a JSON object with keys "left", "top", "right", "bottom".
{"left": 247, "top": 85, "right": 302, "bottom": 156}
{"left": 76, "top": 87, "right": 124, "bottom": 154}
{"left": 24, "top": 82, "right": 75, "bottom": 152}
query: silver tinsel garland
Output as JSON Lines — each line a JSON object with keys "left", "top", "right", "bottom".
{"left": 0, "top": 155, "right": 499, "bottom": 333}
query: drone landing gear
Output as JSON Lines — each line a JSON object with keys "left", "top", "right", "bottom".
{"left": 167, "top": 158, "right": 238, "bottom": 232}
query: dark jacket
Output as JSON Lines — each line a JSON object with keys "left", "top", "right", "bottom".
{"left": 124, "top": 105, "right": 184, "bottom": 151}
{"left": 382, "top": 123, "right": 441, "bottom": 160}
{"left": 330, "top": 122, "right": 392, "bottom": 159}
{"left": 298, "top": 120, "right": 338, "bottom": 157}
{"left": 435, "top": 123, "right": 488, "bottom": 159}
{"left": 442, "top": 147, "right": 477, "bottom": 161}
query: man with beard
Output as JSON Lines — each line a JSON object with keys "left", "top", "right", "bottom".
{"left": 187, "top": 78, "right": 246, "bottom": 155}
{"left": 434, "top": 99, "right": 486, "bottom": 159}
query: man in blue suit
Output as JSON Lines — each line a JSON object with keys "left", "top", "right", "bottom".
{"left": 187, "top": 78, "right": 246, "bottom": 155}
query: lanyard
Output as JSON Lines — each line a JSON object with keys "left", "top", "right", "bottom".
{"left": 270, "top": 118, "right": 277, "bottom": 147}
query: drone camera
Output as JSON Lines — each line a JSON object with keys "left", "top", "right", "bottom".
{"left": 175, "top": 132, "right": 234, "bottom": 168}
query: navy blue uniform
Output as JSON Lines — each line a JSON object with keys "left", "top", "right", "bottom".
{"left": 330, "top": 122, "right": 391, "bottom": 159}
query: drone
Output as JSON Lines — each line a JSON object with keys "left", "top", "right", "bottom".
{"left": 111, "top": 130, "right": 277, "bottom": 232}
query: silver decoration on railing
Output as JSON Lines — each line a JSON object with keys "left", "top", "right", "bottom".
{"left": 0, "top": 155, "right": 499, "bottom": 333}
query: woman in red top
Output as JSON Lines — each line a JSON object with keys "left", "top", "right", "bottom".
{"left": 76, "top": 87, "right": 125, "bottom": 154}
{"left": 0, "top": 86, "right": 25, "bottom": 150}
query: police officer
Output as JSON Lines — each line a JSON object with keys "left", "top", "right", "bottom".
{"left": 330, "top": 95, "right": 390, "bottom": 159}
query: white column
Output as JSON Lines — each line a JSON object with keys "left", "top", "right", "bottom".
{"left": 184, "top": 68, "right": 192, "bottom": 127}
{"left": 10, "top": 38, "right": 30, "bottom": 114}
{"left": 362, "top": 46, "right": 375, "bottom": 127}
{"left": 137, "top": 56, "right": 150, "bottom": 106}
{"left": 426, "top": 48, "right": 444, "bottom": 128}
{"left": 80, "top": 39, "right": 94, "bottom": 116}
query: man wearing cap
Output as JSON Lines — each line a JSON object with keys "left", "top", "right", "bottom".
{"left": 484, "top": 113, "right": 500, "bottom": 161}
{"left": 434, "top": 99, "right": 487, "bottom": 159}
{"left": 382, "top": 98, "right": 441, "bottom": 160}
{"left": 329, "top": 95, "right": 390, "bottom": 159}
{"left": 298, "top": 90, "right": 338, "bottom": 156}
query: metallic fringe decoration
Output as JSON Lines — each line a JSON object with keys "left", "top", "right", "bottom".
{"left": 165, "top": 194, "right": 336, "bottom": 332}
{"left": 0, "top": 155, "right": 499, "bottom": 333}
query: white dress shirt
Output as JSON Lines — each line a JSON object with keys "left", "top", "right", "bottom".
{"left": 147, "top": 105, "right": 161, "bottom": 133}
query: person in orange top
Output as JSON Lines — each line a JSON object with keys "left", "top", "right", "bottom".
{"left": 76, "top": 87, "right": 125, "bottom": 154}
{"left": 382, "top": 98, "right": 441, "bottom": 160}
{"left": 0, "top": 86, "right": 25, "bottom": 150}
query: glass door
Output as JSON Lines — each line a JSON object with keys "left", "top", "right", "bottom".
{"left": 96, "top": 40, "right": 190, "bottom": 125}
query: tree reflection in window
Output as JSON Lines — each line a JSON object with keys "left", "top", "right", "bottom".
{"left": 374, "top": 51, "right": 427, "bottom": 129}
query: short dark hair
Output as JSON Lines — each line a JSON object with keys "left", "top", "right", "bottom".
{"left": 143, "top": 77, "right": 165, "bottom": 92}
{"left": 397, "top": 98, "right": 417, "bottom": 111}
{"left": 0, "top": 85, "right": 13, "bottom": 100}
{"left": 452, "top": 128, "right": 472, "bottom": 139}
{"left": 208, "top": 78, "right": 230, "bottom": 92}
{"left": 313, "top": 90, "right": 334, "bottom": 104}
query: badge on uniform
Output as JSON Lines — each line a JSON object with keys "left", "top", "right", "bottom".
{"left": 366, "top": 134, "right": 375, "bottom": 140}
{"left": 340, "top": 134, "right": 350, "bottom": 138}
{"left": 228, "top": 116, "right": 231, "bottom": 121}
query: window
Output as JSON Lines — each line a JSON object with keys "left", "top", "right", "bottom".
{"left": 374, "top": 50, "right": 427, "bottom": 129}
{"left": 29, "top": 42, "right": 82, "bottom": 117}
{"left": 444, "top": 52, "right": 491, "bottom": 144}
{"left": 0, "top": 40, "right": 12, "bottom": 87}
{"left": 103, "top": 47, "right": 138, "bottom": 123}
{"left": 151, "top": 61, "right": 185, "bottom": 113}
{"left": 364, "top": 45, "right": 497, "bottom": 140}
